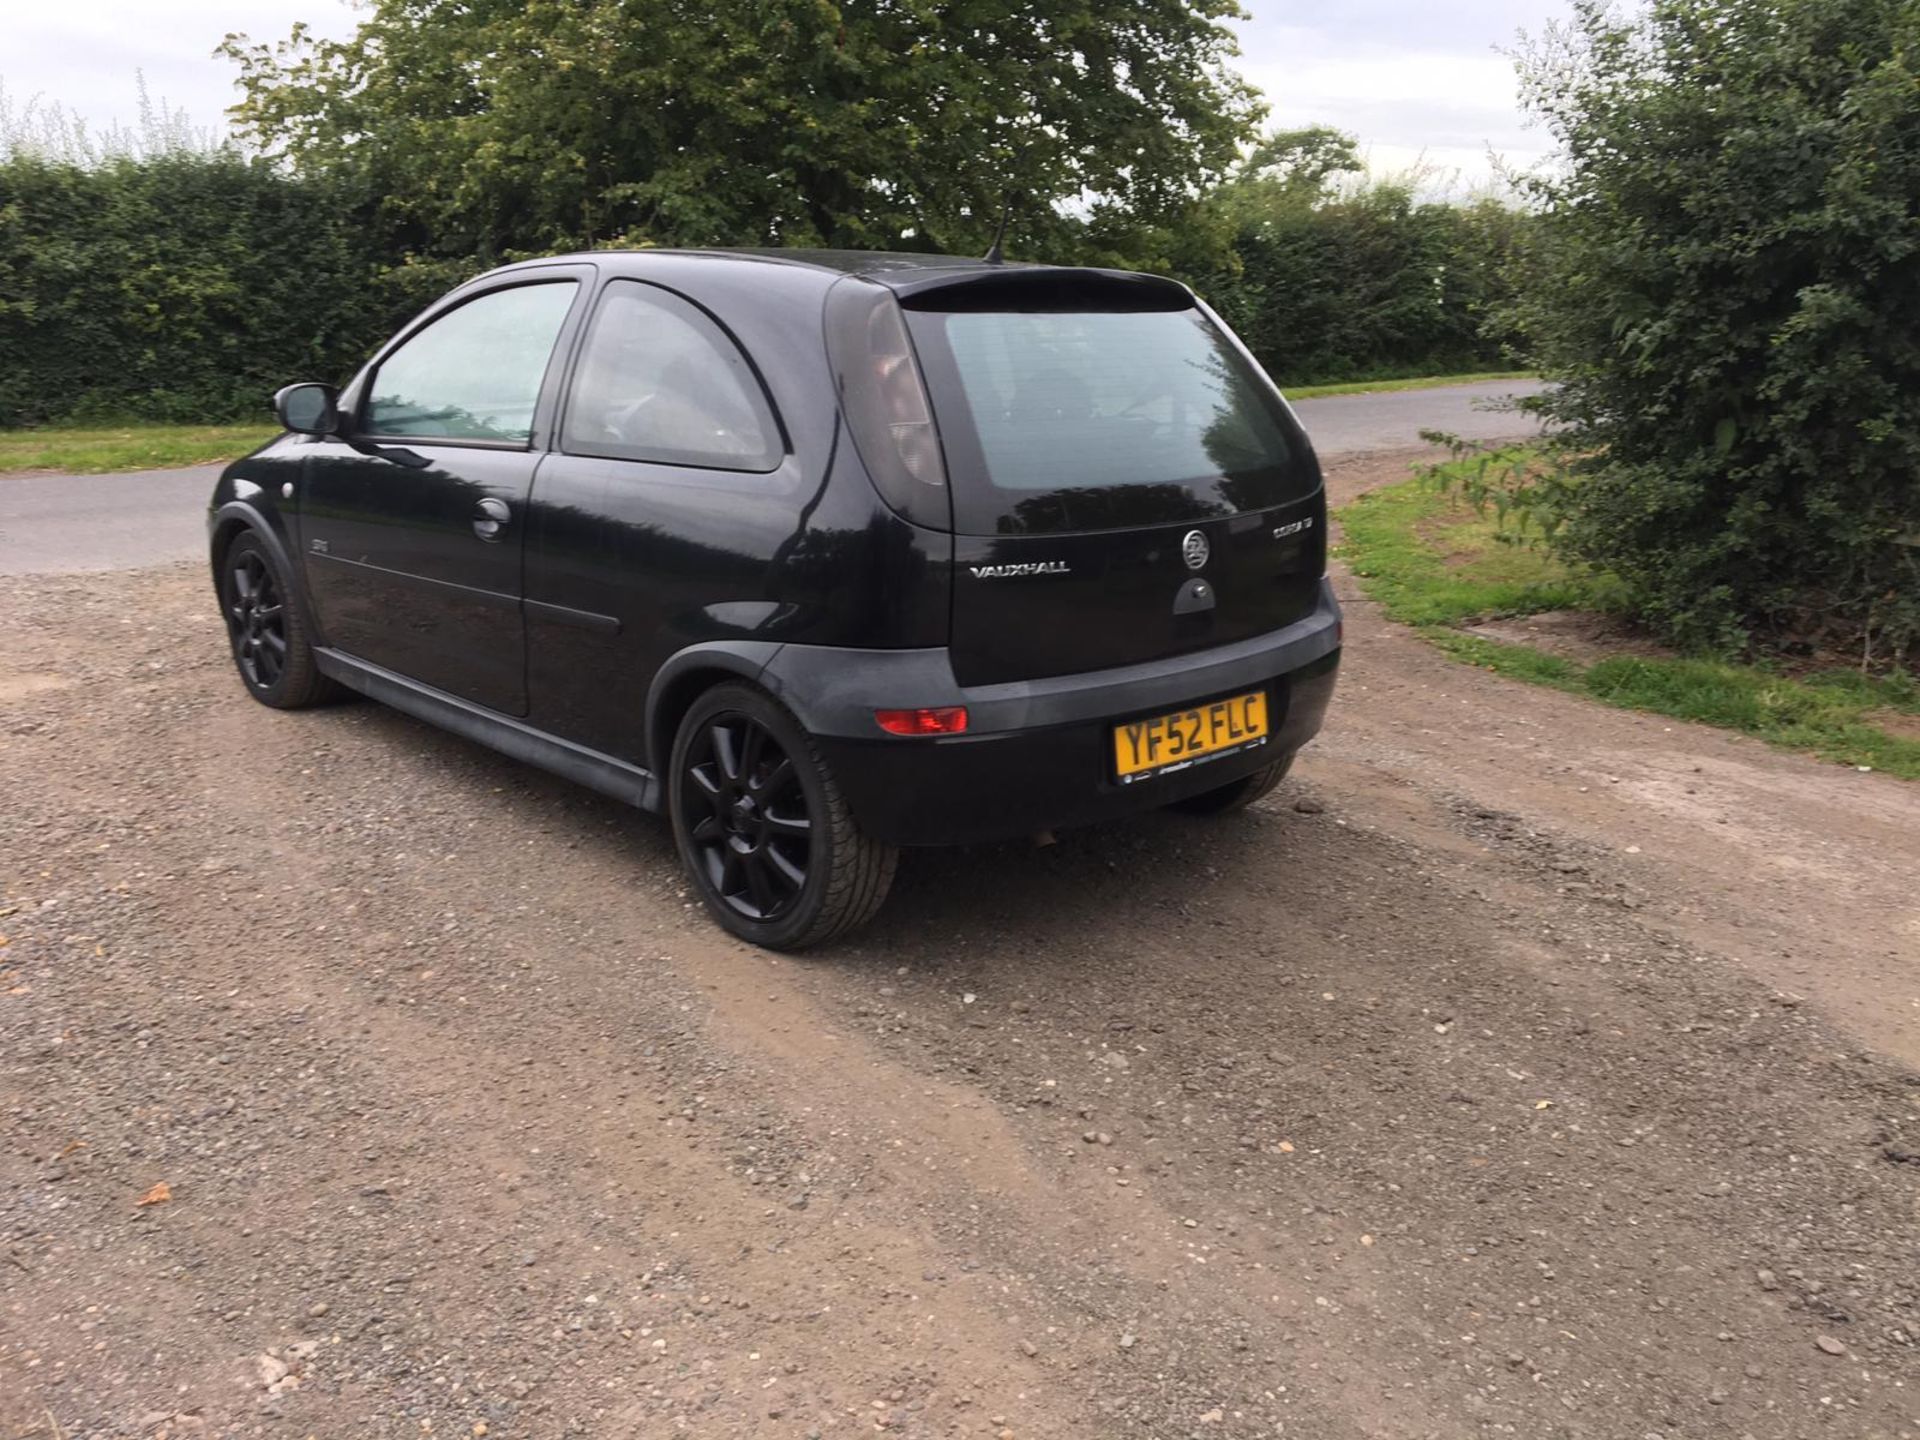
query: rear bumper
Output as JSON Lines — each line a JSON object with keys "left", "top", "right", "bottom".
{"left": 761, "top": 580, "right": 1342, "bottom": 847}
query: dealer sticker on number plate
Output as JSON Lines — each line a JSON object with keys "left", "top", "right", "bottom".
{"left": 1113, "top": 690, "right": 1270, "bottom": 784}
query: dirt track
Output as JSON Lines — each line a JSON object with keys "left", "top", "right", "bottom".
{"left": 3, "top": 448, "right": 1917, "bottom": 1440}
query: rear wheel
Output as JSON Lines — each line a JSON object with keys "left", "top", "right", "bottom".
{"left": 219, "top": 531, "right": 339, "bottom": 709}
{"left": 1167, "top": 751, "right": 1296, "bottom": 817}
{"left": 668, "top": 683, "right": 896, "bottom": 950}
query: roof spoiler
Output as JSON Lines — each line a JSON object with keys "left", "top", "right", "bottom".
{"left": 890, "top": 266, "right": 1193, "bottom": 313}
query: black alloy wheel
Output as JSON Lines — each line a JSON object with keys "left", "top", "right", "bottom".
{"left": 217, "top": 531, "right": 339, "bottom": 709}
{"left": 668, "top": 683, "right": 896, "bottom": 950}
{"left": 680, "top": 710, "right": 813, "bottom": 923}
{"left": 226, "top": 548, "right": 289, "bottom": 690}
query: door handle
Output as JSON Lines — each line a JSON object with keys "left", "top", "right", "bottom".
{"left": 473, "top": 497, "right": 512, "bottom": 542}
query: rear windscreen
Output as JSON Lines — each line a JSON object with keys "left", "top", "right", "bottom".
{"left": 904, "top": 305, "right": 1316, "bottom": 535}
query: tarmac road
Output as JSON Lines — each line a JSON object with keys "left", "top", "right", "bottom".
{"left": 0, "top": 380, "right": 1547, "bottom": 576}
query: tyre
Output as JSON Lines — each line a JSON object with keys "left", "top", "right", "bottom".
{"left": 1166, "top": 750, "right": 1296, "bottom": 817}
{"left": 218, "top": 531, "right": 341, "bottom": 709}
{"left": 668, "top": 683, "right": 897, "bottom": 950}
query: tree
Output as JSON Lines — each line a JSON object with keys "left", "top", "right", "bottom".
{"left": 1212, "top": 124, "right": 1361, "bottom": 225}
{"left": 219, "top": 0, "right": 1264, "bottom": 269}
{"left": 1511, "top": 0, "right": 1920, "bottom": 664}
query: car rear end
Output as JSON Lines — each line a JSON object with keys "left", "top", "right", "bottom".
{"left": 791, "top": 262, "right": 1341, "bottom": 845}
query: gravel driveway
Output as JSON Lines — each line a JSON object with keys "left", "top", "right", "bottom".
{"left": 1, "top": 446, "right": 1916, "bottom": 1440}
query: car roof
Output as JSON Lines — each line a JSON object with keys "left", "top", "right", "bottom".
{"left": 482, "top": 247, "right": 1183, "bottom": 302}
{"left": 496, "top": 246, "right": 1019, "bottom": 280}
{"left": 704, "top": 247, "right": 1024, "bottom": 278}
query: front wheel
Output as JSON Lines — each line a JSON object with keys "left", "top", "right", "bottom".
{"left": 218, "top": 531, "right": 340, "bottom": 709}
{"left": 1166, "top": 750, "right": 1296, "bottom": 817}
{"left": 668, "top": 684, "right": 897, "bottom": 950}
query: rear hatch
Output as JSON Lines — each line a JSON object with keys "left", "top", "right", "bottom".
{"left": 899, "top": 274, "right": 1325, "bottom": 687}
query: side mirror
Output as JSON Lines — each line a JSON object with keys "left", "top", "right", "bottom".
{"left": 273, "top": 383, "right": 340, "bottom": 436}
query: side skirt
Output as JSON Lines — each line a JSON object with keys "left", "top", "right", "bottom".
{"left": 314, "top": 648, "right": 663, "bottom": 814}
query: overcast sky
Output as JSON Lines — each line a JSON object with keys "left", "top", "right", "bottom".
{"left": 1, "top": 0, "right": 1568, "bottom": 189}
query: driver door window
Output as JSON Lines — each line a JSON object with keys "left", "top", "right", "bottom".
{"left": 302, "top": 277, "right": 582, "bottom": 716}
{"left": 365, "top": 283, "right": 579, "bottom": 443}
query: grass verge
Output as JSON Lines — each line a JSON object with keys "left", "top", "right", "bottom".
{"left": 1284, "top": 371, "right": 1536, "bottom": 401}
{"left": 0, "top": 423, "right": 279, "bottom": 476}
{"left": 1338, "top": 468, "right": 1920, "bottom": 779}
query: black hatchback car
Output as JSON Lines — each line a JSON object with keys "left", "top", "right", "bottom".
{"left": 210, "top": 249, "right": 1341, "bottom": 948}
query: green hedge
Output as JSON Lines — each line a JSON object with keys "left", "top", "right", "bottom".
{"left": 0, "top": 152, "right": 403, "bottom": 426}
{"left": 0, "top": 149, "right": 1527, "bottom": 428}
{"left": 1202, "top": 188, "right": 1530, "bottom": 387}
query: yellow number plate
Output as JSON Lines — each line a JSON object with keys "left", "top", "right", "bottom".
{"left": 1113, "top": 690, "right": 1270, "bottom": 783}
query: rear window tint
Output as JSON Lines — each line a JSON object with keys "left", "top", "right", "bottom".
{"left": 562, "top": 281, "right": 781, "bottom": 472}
{"left": 906, "top": 306, "right": 1315, "bottom": 535}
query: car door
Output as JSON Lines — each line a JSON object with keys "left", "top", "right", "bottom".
{"left": 298, "top": 272, "right": 589, "bottom": 716}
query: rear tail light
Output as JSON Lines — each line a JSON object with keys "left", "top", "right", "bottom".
{"left": 874, "top": 706, "right": 969, "bottom": 736}
{"left": 824, "top": 280, "right": 952, "bottom": 531}
{"left": 868, "top": 303, "right": 946, "bottom": 489}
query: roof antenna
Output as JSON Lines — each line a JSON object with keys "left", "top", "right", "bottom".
{"left": 982, "top": 199, "right": 1012, "bottom": 265}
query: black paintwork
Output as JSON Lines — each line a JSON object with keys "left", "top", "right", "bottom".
{"left": 946, "top": 504, "right": 1325, "bottom": 687}
{"left": 209, "top": 247, "right": 1341, "bottom": 846}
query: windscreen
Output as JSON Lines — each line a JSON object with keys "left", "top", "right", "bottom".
{"left": 905, "top": 304, "right": 1315, "bottom": 535}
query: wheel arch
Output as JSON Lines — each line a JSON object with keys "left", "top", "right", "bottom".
{"left": 643, "top": 642, "right": 789, "bottom": 777}
{"left": 208, "top": 501, "right": 324, "bottom": 645}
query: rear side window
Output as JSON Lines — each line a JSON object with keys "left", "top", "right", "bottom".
{"left": 562, "top": 281, "right": 781, "bottom": 472}
{"left": 365, "top": 282, "right": 578, "bottom": 443}
{"left": 906, "top": 305, "right": 1315, "bottom": 535}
